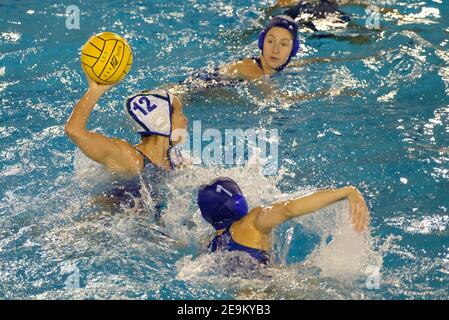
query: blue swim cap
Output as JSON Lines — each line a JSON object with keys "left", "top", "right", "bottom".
{"left": 258, "top": 15, "right": 300, "bottom": 71}
{"left": 197, "top": 177, "right": 249, "bottom": 230}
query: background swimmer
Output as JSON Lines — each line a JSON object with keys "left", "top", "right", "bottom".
{"left": 168, "top": 15, "right": 353, "bottom": 104}
{"left": 198, "top": 177, "right": 369, "bottom": 265}
{"left": 273, "top": 0, "right": 403, "bottom": 31}
{"left": 166, "top": 15, "right": 301, "bottom": 97}
{"left": 225, "top": 0, "right": 400, "bottom": 46}
{"left": 275, "top": 0, "right": 351, "bottom": 29}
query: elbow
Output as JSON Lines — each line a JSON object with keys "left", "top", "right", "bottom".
{"left": 64, "top": 123, "right": 75, "bottom": 139}
{"left": 65, "top": 122, "right": 81, "bottom": 142}
{"left": 343, "top": 186, "right": 357, "bottom": 197}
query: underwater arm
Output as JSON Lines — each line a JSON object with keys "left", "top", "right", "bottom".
{"left": 275, "top": 87, "right": 358, "bottom": 106}
{"left": 65, "top": 76, "right": 142, "bottom": 175}
{"left": 289, "top": 57, "right": 338, "bottom": 68}
{"left": 254, "top": 186, "right": 369, "bottom": 233}
{"left": 289, "top": 54, "right": 374, "bottom": 68}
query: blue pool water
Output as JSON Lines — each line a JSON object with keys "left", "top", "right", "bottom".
{"left": 1, "top": 0, "right": 448, "bottom": 299}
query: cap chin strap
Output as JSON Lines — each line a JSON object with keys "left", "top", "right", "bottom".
{"left": 167, "top": 143, "right": 176, "bottom": 170}
{"left": 211, "top": 193, "right": 249, "bottom": 230}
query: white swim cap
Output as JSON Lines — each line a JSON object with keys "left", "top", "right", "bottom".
{"left": 124, "top": 90, "right": 173, "bottom": 137}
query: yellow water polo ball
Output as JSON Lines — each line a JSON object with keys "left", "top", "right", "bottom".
{"left": 81, "top": 32, "right": 132, "bottom": 85}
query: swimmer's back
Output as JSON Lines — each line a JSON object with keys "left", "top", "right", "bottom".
{"left": 285, "top": 0, "right": 350, "bottom": 23}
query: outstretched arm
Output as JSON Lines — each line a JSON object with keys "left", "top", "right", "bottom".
{"left": 289, "top": 53, "right": 376, "bottom": 68}
{"left": 65, "top": 76, "right": 142, "bottom": 176}
{"left": 254, "top": 186, "right": 369, "bottom": 233}
{"left": 289, "top": 57, "right": 341, "bottom": 68}
{"left": 266, "top": 86, "right": 359, "bottom": 108}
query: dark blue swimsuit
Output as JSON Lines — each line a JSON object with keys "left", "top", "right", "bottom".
{"left": 104, "top": 150, "right": 173, "bottom": 220}
{"left": 208, "top": 226, "right": 270, "bottom": 265}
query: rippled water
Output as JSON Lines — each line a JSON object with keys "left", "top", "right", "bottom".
{"left": 1, "top": 0, "right": 448, "bottom": 299}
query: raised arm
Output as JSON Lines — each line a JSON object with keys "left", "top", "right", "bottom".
{"left": 65, "top": 76, "right": 142, "bottom": 176}
{"left": 254, "top": 186, "right": 369, "bottom": 233}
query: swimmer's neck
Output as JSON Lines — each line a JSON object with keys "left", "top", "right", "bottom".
{"left": 136, "top": 136, "right": 171, "bottom": 170}
{"left": 259, "top": 55, "right": 278, "bottom": 76}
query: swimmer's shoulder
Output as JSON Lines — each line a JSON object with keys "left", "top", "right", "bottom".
{"left": 230, "top": 206, "right": 272, "bottom": 250}
{"left": 221, "top": 58, "right": 264, "bottom": 80}
{"left": 238, "top": 206, "right": 266, "bottom": 232}
{"left": 103, "top": 140, "right": 145, "bottom": 176}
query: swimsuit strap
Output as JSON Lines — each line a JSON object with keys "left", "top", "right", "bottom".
{"left": 252, "top": 57, "right": 264, "bottom": 72}
{"left": 136, "top": 147, "right": 176, "bottom": 171}
{"left": 135, "top": 148, "right": 153, "bottom": 169}
{"left": 252, "top": 57, "right": 282, "bottom": 74}
{"left": 167, "top": 147, "right": 176, "bottom": 170}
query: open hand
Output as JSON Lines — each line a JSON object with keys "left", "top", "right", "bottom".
{"left": 347, "top": 187, "right": 370, "bottom": 233}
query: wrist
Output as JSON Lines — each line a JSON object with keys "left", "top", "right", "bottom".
{"left": 86, "top": 86, "right": 104, "bottom": 99}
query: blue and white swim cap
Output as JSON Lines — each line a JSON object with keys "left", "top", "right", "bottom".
{"left": 258, "top": 15, "right": 300, "bottom": 71}
{"left": 125, "top": 89, "right": 174, "bottom": 137}
{"left": 197, "top": 177, "right": 249, "bottom": 230}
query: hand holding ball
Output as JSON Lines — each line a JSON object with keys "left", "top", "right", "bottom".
{"left": 81, "top": 32, "right": 132, "bottom": 85}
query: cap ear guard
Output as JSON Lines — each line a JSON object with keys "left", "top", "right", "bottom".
{"left": 291, "top": 39, "right": 300, "bottom": 57}
{"left": 258, "top": 30, "right": 266, "bottom": 51}
{"left": 207, "top": 194, "right": 248, "bottom": 230}
{"left": 223, "top": 193, "right": 249, "bottom": 221}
